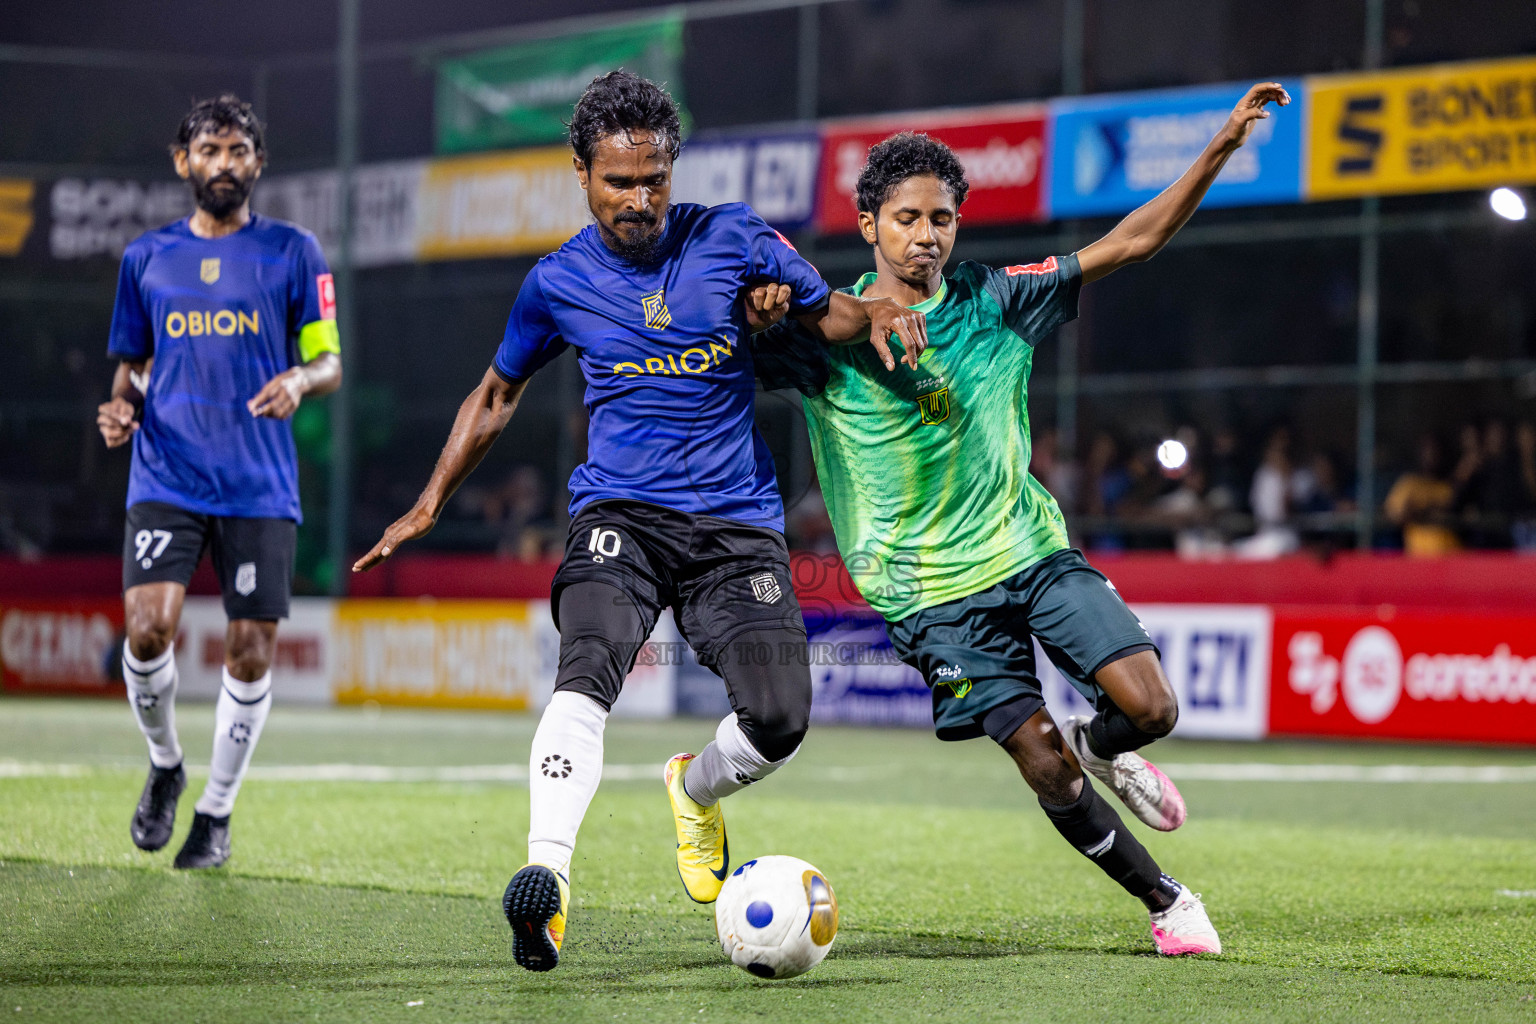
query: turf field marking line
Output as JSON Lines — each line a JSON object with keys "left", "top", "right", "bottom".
{"left": 1158, "top": 763, "right": 1536, "bottom": 783}
{"left": 1496, "top": 889, "right": 1536, "bottom": 898}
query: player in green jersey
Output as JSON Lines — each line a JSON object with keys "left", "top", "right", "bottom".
{"left": 753, "top": 82, "right": 1291, "bottom": 956}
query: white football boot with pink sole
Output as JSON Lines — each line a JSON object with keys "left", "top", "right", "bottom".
{"left": 1062, "top": 715, "right": 1187, "bottom": 831}
{"left": 1149, "top": 886, "right": 1222, "bottom": 955}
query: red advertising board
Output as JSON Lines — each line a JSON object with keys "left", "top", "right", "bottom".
{"left": 816, "top": 105, "right": 1048, "bottom": 234}
{"left": 1270, "top": 608, "right": 1536, "bottom": 746}
{"left": 0, "top": 598, "right": 124, "bottom": 696}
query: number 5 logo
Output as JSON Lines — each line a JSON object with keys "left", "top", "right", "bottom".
{"left": 134, "top": 529, "right": 173, "bottom": 569}
{"left": 587, "top": 527, "right": 622, "bottom": 563}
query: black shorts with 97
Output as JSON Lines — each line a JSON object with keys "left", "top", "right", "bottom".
{"left": 122, "top": 501, "right": 296, "bottom": 620}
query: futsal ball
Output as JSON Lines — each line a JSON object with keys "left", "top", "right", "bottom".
{"left": 714, "top": 855, "right": 839, "bottom": 980}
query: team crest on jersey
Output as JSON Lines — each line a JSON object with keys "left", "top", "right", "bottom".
{"left": 200, "top": 257, "right": 221, "bottom": 284}
{"left": 916, "top": 387, "right": 950, "bottom": 425}
{"left": 640, "top": 287, "right": 672, "bottom": 330}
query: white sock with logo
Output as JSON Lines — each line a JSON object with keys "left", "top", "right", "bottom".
{"left": 682, "top": 713, "right": 798, "bottom": 807}
{"left": 194, "top": 668, "right": 273, "bottom": 818}
{"left": 123, "top": 640, "right": 183, "bottom": 769}
{"left": 526, "top": 690, "right": 608, "bottom": 877}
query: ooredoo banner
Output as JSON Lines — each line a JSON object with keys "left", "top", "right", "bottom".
{"left": 1270, "top": 609, "right": 1536, "bottom": 744}
{"left": 816, "top": 105, "right": 1048, "bottom": 234}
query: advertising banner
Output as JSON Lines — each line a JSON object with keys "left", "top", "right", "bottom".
{"left": 1048, "top": 81, "right": 1305, "bottom": 219}
{"left": 174, "top": 597, "right": 333, "bottom": 704}
{"left": 1305, "top": 56, "right": 1536, "bottom": 201}
{"left": 256, "top": 161, "right": 425, "bottom": 269}
{"left": 0, "top": 179, "right": 36, "bottom": 257}
{"left": 817, "top": 105, "right": 1048, "bottom": 233}
{"left": 436, "top": 15, "right": 686, "bottom": 154}
{"left": 26, "top": 176, "right": 190, "bottom": 261}
{"left": 1040, "top": 604, "right": 1273, "bottom": 740}
{"left": 673, "top": 131, "right": 821, "bottom": 231}
{"left": 0, "top": 598, "right": 123, "bottom": 695}
{"left": 1270, "top": 609, "right": 1536, "bottom": 745}
{"left": 415, "top": 148, "right": 590, "bottom": 261}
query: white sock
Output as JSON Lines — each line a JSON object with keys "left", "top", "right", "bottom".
{"left": 682, "top": 713, "right": 798, "bottom": 807}
{"left": 527, "top": 690, "right": 608, "bottom": 877}
{"left": 123, "top": 640, "right": 182, "bottom": 769}
{"left": 194, "top": 668, "right": 273, "bottom": 818}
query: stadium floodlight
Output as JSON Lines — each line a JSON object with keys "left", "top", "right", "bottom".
{"left": 1490, "top": 187, "right": 1527, "bottom": 222}
{"left": 1157, "top": 439, "right": 1188, "bottom": 471}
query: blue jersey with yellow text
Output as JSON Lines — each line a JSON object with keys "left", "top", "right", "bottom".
{"left": 493, "top": 203, "right": 830, "bottom": 531}
{"left": 107, "top": 214, "right": 340, "bottom": 521}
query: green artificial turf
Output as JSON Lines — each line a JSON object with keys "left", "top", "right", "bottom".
{"left": 2, "top": 699, "right": 1535, "bottom": 1023}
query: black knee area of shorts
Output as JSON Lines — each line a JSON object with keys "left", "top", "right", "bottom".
{"left": 718, "top": 628, "right": 811, "bottom": 763}
{"left": 553, "top": 581, "right": 650, "bottom": 712}
{"left": 978, "top": 695, "right": 1045, "bottom": 746}
{"left": 1038, "top": 776, "right": 1166, "bottom": 901}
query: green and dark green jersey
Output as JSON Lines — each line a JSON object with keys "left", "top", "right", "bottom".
{"left": 756, "top": 255, "right": 1081, "bottom": 621}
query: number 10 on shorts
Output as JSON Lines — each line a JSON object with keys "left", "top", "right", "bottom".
{"left": 588, "top": 527, "right": 622, "bottom": 563}
{"left": 134, "top": 529, "right": 172, "bottom": 569}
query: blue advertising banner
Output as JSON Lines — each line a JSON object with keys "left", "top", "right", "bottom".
{"left": 1048, "top": 80, "right": 1304, "bottom": 219}
{"left": 672, "top": 130, "right": 821, "bottom": 232}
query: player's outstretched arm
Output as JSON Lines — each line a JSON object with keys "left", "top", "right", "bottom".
{"left": 789, "top": 291, "right": 928, "bottom": 371}
{"left": 97, "top": 359, "right": 148, "bottom": 448}
{"left": 1076, "top": 82, "right": 1289, "bottom": 284}
{"left": 248, "top": 353, "right": 343, "bottom": 419}
{"left": 353, "top": 368, "right": 528, "bottom": 572}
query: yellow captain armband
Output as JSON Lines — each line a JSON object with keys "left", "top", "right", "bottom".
{"left": 297, "top": 319, "right": 341, "bottom": 362}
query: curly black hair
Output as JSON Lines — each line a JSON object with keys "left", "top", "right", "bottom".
{"left": 568, "top": 71, "right": 682, "bottom": 168}
{"left": 172, "top": 94, "right": 265, "bottom": 156}
{"left": 854, "top": 132, "right": 969, "bottom": 215}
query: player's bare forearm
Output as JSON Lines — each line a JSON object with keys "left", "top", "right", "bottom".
{"left": 98, "top": 360, "right": 148, "bottom": 448}
{"left": 1077, "top": 82, "right": 1289, "bottom": 284}
{"left": 248, "top": 353, "right": 342, "bottom": 418}
{"left": 353, "top": 368, "right": 526, "bottom": 572}
{"left": 793, "top": 291, "right": 928, "bottom": 370}
{"left": 298, "top": 352, "right": 342, "bottom": 397}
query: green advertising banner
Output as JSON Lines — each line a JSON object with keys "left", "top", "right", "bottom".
{"left": 435, "top": 15, "right": 687, "bottom": 154}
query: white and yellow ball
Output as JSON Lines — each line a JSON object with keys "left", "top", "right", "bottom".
{"left": 714, "top": 855, "right": 839, "bottom": 980}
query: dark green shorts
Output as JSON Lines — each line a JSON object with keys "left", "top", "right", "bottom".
{"left": 887, "top": 548, "right": 1157, "bottom": 742}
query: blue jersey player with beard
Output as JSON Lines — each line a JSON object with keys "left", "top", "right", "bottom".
{"left": 354, "top": 72, "right": 927, "bottom": 972}
{"left": 98, "top": 95, "right": 343, "bottom": 871}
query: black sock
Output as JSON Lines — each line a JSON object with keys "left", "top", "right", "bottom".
{"left": 1086, "top": 705, "right": 1165, "bottom": 759}
{"left": 1039, "top": 777, "right": 1182, "bottom": 912}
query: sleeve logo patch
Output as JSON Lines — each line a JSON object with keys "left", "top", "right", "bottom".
{"left": 1005, "top": 256, "right": 1058, "bottom": 277}
{"left": 317, "top": 273, "right": 337, "bottom": 320}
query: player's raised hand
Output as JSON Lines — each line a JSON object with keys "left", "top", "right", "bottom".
{"left": 863, "top": 296, "right": 929, "bottom": 371}
{"left": 248, "top": 368, "right": 306, "bottom": 419}
{"left": 353, "top": 506, "right": 437, "bottom": 572}
{"left": 743, "top": 283, "right": 793, "bottom": 333}
{"left": 96, "top": 397, "right": 139, "bottom": 448}
{"left": 1221, "top": 83, "right": 1290, "bottom": 149}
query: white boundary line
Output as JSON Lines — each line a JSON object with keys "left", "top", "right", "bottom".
{"left": 2, "top": 760, "right": 1536, "bottom": 784}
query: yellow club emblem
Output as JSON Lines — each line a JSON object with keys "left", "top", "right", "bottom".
{"left": 916, "top": 386, "right": 950, "bottom": 425}
{"left": 641, "top": 287, "right": 671, "bottom": 330}
{"left": 200, "top": 257, "right": 220, "bottom": 285}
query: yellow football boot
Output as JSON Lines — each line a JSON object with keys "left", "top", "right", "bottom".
{"left": 503, "top": 863, "right": 569, "bottom": 971}
{"left": 665, "top": 753, "right": 729, "bottom": 903}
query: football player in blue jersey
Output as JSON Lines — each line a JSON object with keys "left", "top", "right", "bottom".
{"left": 354, "top": 71, "right": 926, "bottom": 971}
{"left": 96, "top": 95, "right": 342, "bottom": 869}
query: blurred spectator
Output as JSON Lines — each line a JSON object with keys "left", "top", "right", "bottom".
{"left": 483, "top": 465, "right": 556, "bottom": 561}
{"left": 788, "top": 479, "right": 838, "bottom": 554}
{"left": 1514, "top": 421, "right": 1536, "bottom": 552}
{"left": 1383, "top": 434, "right": 1460, "bottom": 556}
{"left": 1149, "top": 465, "right": 1224, "bottom": 556}
{"left": 1234, "top": 426, "right": 1300, "bottom": 558}
{"left": 1030, "top": 427, "right": 1079, "bottom": 515}
{"left": 1457, "top": 419, "right": 1522, "bottom": 548}
{"left": 1082, "top": 431, "right": 1132, "bottom": 549}
{"left": 1204, "top": 427, "right": 1247, "bottom": 514}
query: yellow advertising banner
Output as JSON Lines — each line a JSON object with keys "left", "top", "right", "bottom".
{"left": 0, "top": 179, "right": 36, "bottom": 256}
{"left": 415, "top": 147, "right": 590, "bottom": 260}
{"left": 1306, "top": 57, "right": 1536, "bottom": 200}
{"left": 331, "top": 599, "right": 548, "bottom": 710}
